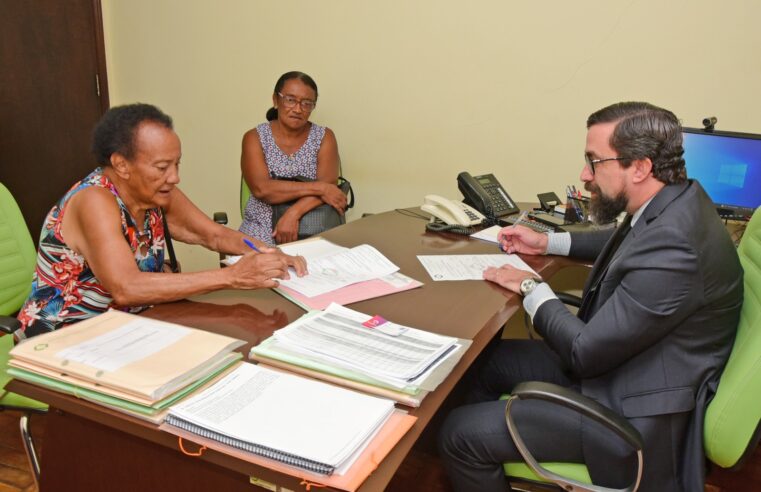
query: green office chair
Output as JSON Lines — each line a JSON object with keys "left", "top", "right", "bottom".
{"left": 205, "top": 179, "right": 251, "bottom": 228}
{"left": 0, "top": 182, "right": 48, "bottom": 485}
{"left": 502, "top": 208, "right": 761, "bottom": 492}
{"left": 703, "top": 210, "right": 761, "bottom": 469}
{"left": 205, "top": 180, "right": 251, "bottom": 264}
{"left": 241, "top": 178, "right": 251, "bottom": 219}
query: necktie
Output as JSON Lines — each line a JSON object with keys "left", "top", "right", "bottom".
{"left": 578, "top": 215, "right": 633, "bottom": 321}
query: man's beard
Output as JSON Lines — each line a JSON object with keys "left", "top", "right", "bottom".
{"left": 585, "top": 183, "right": 628, "bottom": 224}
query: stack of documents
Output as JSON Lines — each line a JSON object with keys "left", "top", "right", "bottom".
{"left": 161, "top": 363, "right": 416, "bottom": 491}
{"left": 276, "top": 238, "right": 423, "bottom": 310}
{"left": 165, "top": 363, "right": 390, "bottom": 473}
{"left": 250, "top": 303, "right": 470, "bottom": 407}
{"left": 8, "top": 310, "right": 245, "bottom": 423}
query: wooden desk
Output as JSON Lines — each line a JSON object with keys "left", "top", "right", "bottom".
{"left": 9, "top": 210, "right": 578, "bottom": 492}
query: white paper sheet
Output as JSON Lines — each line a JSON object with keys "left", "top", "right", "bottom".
{"left": 278, "top": 237, "right": 349, "bottom": 258}
{"left": 222, "top": 238, "right": 348, "bottom": 266}
{"left": 277, "top": 244, "right": 399, "bottom": 297}
{"left": 55, "top": 318, "right": 190, "bottom": 372}
{"left": 469, "top": 225, "right": 502, "bottom": 244}
{"left": 417, "top": 254, "right": 538, "bottom": 281}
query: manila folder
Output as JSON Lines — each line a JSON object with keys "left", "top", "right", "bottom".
{"left": 9, "top": 310, "right": 245, "bottom": 402}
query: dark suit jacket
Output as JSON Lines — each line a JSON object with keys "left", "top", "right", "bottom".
{"left": 534, "top": 180, "right": 743, "bottom": 491}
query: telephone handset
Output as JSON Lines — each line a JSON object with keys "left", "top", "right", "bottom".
{"left": 422, "top": 194, "right": 485, "bottom": 226}
{"left": 457, "top": 172, "right": 519, "bottom": 218}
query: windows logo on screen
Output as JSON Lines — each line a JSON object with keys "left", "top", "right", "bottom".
{"left": 718, "top": 163, "right": 747, "bottom": 188}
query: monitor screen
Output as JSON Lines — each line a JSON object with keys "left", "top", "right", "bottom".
{"left": 683, "top": 127, "right": 761, "bottom": 219}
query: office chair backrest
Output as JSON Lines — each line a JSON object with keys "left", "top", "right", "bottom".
{"left": 704, "top": 207, "right": 761, "bottom": 468}
{"left": 0, "top": 183, "right": 36, "bottom": 316}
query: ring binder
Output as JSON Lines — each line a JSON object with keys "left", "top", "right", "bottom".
{"left": 166, "top": 414, "right": 336, "bottom": 475}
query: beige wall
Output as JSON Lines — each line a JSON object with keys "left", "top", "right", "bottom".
{"left": 102, "top": 0, "right": 761, "bottom": 271}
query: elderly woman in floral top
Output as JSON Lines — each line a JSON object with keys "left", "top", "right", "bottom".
{"left": 17, "top": 103, "right": 306, "bottom": 340}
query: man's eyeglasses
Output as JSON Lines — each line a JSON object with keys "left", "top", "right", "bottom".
{"left": 278, "top": 92, "right": 316, "bottom": 112}
{"left": 584, "top": 155, "right": 628, "bottom": 175}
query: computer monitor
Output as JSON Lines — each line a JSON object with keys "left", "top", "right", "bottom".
{"left": 683, "top": 127, "right": 761, "bottom": 220}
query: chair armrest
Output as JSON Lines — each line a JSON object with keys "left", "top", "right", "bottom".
{"left": 556, "top": 292, "right": 582, "bottom": 308}
{"left": 524, "top": 292, "right": 582, "bottom": 339}
{"left": 505, "top": 381, "right": 643, "bottom": 492}
{"left": 0, "top": 316, "right": 21, "bottom": 335}
{"left": 212, "top": 212, "right": 229, "bottom": 266}
{"left": 213, "top": 212, "right": 228, "bottom": 225}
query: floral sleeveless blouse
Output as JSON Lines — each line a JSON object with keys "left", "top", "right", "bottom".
{"left": 239, "top": 122, "right": 325, "bottom": 244}
{"left": 16, "top": 168, "right": 165, "bottom": 339}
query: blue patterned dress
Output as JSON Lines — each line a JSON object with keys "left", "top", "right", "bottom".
{"left": 16, "top": 168, "right": 165, "bottom": 339}
{"left": 239, "top": 122, "right": 326, "bottom": 244}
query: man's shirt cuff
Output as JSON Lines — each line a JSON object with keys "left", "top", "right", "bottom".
{"left": 546, "top": 232, "right": 571, "bottom": 256}
{"left": 522, "top": 282, "right": 557, "bottom": 321}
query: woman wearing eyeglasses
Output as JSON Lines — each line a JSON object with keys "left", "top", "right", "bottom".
{"left": 239, "top": 71, "right": 346, "bottom": 245}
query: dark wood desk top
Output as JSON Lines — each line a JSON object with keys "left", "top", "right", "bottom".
{"left": 8, "top": 209, "right": 579, "bottom": 491}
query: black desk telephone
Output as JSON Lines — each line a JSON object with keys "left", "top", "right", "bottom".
{"left": 457, "top": 172, "right": 519, "bottom": 219}
{"left": 420, "top": 173, "right": 519, "bottom": 232}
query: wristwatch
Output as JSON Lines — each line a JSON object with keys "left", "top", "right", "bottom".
{"left": 519, "top": 277, "right": 543, "bottom": 296}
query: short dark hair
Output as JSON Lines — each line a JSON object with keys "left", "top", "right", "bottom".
{"left": 587, "top": 102, "right": 686, "bottom": 185}
{"left": 91, "top": 103, "right": 173, "bottom": 166}
{"left": 265, "top": 71, "right": 319, "bottom": 121}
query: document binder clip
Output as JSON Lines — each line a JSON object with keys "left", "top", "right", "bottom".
{"left": 363, "top": 315, "right": 407, "bottom": 336}
{"left": 362, "top": 315, "right": 388, "bottom": 328}
{"left": 177, "top": 437, "right": 207, "bottom": 457}
{"left": 300, "top": 480, "right": 329, "bottom": 490}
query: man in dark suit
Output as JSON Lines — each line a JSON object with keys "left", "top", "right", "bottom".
{"left": 438, "top": 102, "right": 743, "bottom": 491}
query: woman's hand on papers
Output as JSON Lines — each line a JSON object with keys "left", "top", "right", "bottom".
{"left": 278, "top": 249, "right": 308, "bottom": 277}
{"left": 228, "top": 250, "right": 293, "bottom": 288}
{"left": 497, "top": 225, "right": 548, "bottom": 255}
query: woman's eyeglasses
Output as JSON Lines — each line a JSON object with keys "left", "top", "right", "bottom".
{"left": 278, "top": 93, "right": 316, "bottom": 112}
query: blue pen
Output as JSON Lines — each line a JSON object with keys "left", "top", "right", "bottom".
{"left": 243, "top": 238, "right": 261, "bottom": 253}
{"left": 500, "top": 210, "right": 529, "bottom": 252}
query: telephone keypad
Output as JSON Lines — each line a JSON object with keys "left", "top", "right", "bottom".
{"left": 457, "top": 172, "right": 519, "bottom": 218}
{"left": 482, "top": 183, "right": 514, "bottom": 213}
{"left": 464, "top": 209, "right": 480, "bottom": 221}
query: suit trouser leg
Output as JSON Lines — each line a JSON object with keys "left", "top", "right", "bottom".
{"left": 465, "top": 338, "right": 577, "bottom": 404}
{"left": 438, "top": 339, "right": 584, "bottom": 492}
